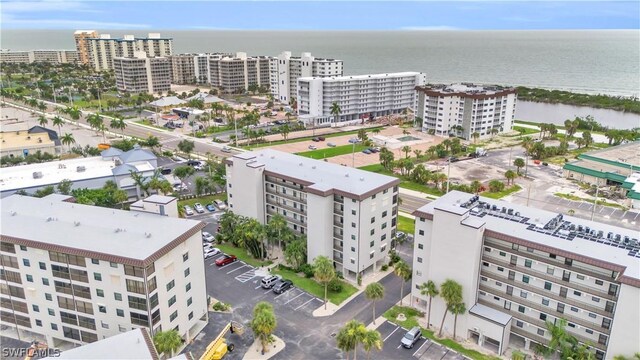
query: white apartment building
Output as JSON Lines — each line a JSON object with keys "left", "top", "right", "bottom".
{"left": 87, "top": 33, "right": 173, "bottom": 71}
{"left": 411, "top": 191, "right": 640, "bottom": 359}
{"left": 170, "top": 53, "right": 213, "bottom": 85}
{"left": 225, "top": 149, "right": 400, "bottom": 281}
{"left": 74, "top": 30, "right": 99, "bottom": 65}
{"left": 416, "top": 83, "right": 517, "bottom": 140}
{"left": 297, "top": 72, "right": 426, "bottom": 127}
{"left": 208, "top": 52, "right": 272, "bottom": 93}
{"left": 0, "top": 50, "right": 79, "bottom": 64}
{"left": 270, "top": 51, "right": 343, "bottom": 104}
{"left": 113, "top": 52, "right": 171, "bottom": 94}
{"left": 0, "top": 194, "right": 208, "bottom": 349}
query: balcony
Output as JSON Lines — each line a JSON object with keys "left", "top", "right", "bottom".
{"left": 265, "top": 186, "right": 303, "bottom": 203}
{"left": 334, "top": 240, "right": 343, "bottom": 251}
{"left": 266, "top": 197, "right": 304, "bottom": 215}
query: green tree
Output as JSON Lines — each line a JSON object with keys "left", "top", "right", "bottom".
{"left": 449, "top": 301, "right": 467, "bottom": 339}
{"left": 144, "top": 135, "right": 160, "bottom": 151}
{"left": 471, "top": 132, "right": 480, "bottom": 143}
{"left": 419, "top": 280, "right": 439, "bottom": 329}
{"left": 336, "top": 320, "right": 366, "bottom": 360}
{"left": 177, "top": 139, "right": 195, "bottom": 158}
{"left": 66, "top": 106, "right": 81, "bottom": 126}
{"left": 379, "top": 148, "right": 395, "bottom": 171}
{"left": 393, "top": 260, "right": 412, "bottom": 306}
{"left": 38, "top": 115, "right": 48, "bottom": 127}
{"left": 239, "top": 218, "right": 266, "bottom": 258}
{"left": 488, "top": 179, "right": 505, "bottom": 193}
{"left": 521, "top": 136, "right": 534, "bottom": 154}
{"left": 265, "top": 214, "right": 291, "bottom": 253}
{"left": 361, "top": 329, "right": 383, "bottom": 360}
{"left": 330, "top": 101, "right": 341, "bottom": 123}
{"left": 173, "top": 166, "right": 195, "bottom": 188}
{"left": 280, "top": 124, "right": 290, "bottom": 141}
{"left": 470, "top": 180, "right": 482, "bottom": 194}
{"left": 364, "top": 283, "right": 385, "bottom": 325}
{"left": 129, "top": 170, "right": 149, "bottom": 199}
{"left": 110, "top": 116, "right": 127, "bottom": 137}
{"left": 490, "top": 127, "right": 499, "bottom": 138}
{"left": 153, "top": 330, "right": 182, "bottom": 357}
{"left": 413, "top": 149, "right": 423, "bottom": 159}
{"left": 52, "top": 116, "right": 64, "bottom": 134}
{"left": 357, "top": 129, "right": 368, "bottom": 141}
{"left": 194, "top": 176, "right": 212, "bottom": 195}
{"left": 582, "top": 131, "right": 594, "bottom": 148}
{"left": 313, "top": 256, "right": 335, "bottom": 310}
{"left": 217, "top": 211, "right": 242, "bottom": 244}
{"left": 56, "top": 179, "right": 73, "bottom": 195}
{"left": 250, "top": 301, "right": 278, "bottom": 354}
{"left": 505, "top": 170, "right": 517, "bottom": 185}
{"left": 513, "top": 157, "right": 525, "bottom": 175}
{"left": 34, "top": 186, "right": 55, "bottom": 198}
{"left": 60, "top": 133, "right": 76, "bottom": 152}
{"left": 401, "top": 145, "right": 411, "bottom": 159}
{"left": 284, "top": 237, "right": 307, "bottom": 269}
{"left": 438, "top": 279, "right": 463, "bottom": 337}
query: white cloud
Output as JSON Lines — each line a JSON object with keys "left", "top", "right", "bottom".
{"left": 400, "top": 26, "right": 462, "bottom": 31}
{"left": 1, "top": 14, "right": 150, "bottom": 29}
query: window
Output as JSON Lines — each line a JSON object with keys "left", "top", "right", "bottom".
{"left": 26, "top": 275, "right": 33, "bottom": 282}
{"left": 170, "top": 311, "right": 178, "bottom": 322}
{"left": 589, "top": 313, "right": 597, "bottom": 319}
{"left": 184, "top": 268, "right": 190, "bottom": 277}
{"left": 351, "top": 247, "right": 356, "bottom": 252}
{"left": 186, "top": 283, "right": 191, "bottom": 292}
{"left": 20, "top": 245, "right": 27, "bottom": 251}
{"left": 586, "top": 329, "right": 594, "bottom": 334}
{"left": 497, "top": 267, "right": 504, "bottom": 272}
{"left": 117, "top": 309, "right": 124, "bottom": 317}
{"left": 542, "top": 298, "right": 549, "bottom": 306}
{"left": 187, "top": 297, "right": 192, "bottom": 306}
{"left": 516, "top": 320, "right": 523, "bottom": 328}
{"left": 126, "top": 279, "right": 145, "bottom": 294}
{"left": 537, "top": 329, "right": 545, "bottom": 336}
{"left": 183, "top": 253, "right": 189, "bottom": 262}
{"left": 351, "top": 210, "right": 356, "bottom": 215}
{"left": 557, "top": 303, "right": 565, "bottom": 314}
{"left": 42, "top": 278, "right": 49, "bottom": 286}
{"left": 417, "top": 257, "right": 423, "bottom": 263}
{"left": 544, "top": 282, "right": 552, "bottom": 290}
{"left": 496, "top": 282, "right": 502, "bottom": 287}
{"left": 481, "top": 276, "right": 487, "bottom": 282}
{"left": 369, "top": 252, "right": 374, "bottom": 259}
{"left": 39, "top": 262, "right": 46, "bottom": 270}
{"left": 484, "top": 247, "right": 491, "bottom": 252}
{"left": 94, "top": 273, "right": 102, "bottom": 281}
{"left": 51, "top": 324, "right": 58, "bottom": 331}
{"left": 96, "top": 289, "right": 104, "bottom": 297}
{"left": 595, "top": 279, "right": 604, "bottom": 286}
{"left": 382, "top": 211, "right": 388, "bottom": 218}
{"left": 35, "top": 320, "right": 42, "bottom": 326}
{"left": 574, "top": 291, "right": 582, "bottom": 296}
{"left": 540, "top": 313, "right": 547, "bottom": 321}
{"left": 602, "top": 318, "right": 611, "bottom": 330}
{"left": 371, "top": 217, "right": 375, "bottom": 224}
{"left": 547, "top": 267, "right": 554, "bottom": 275}
{"left": 128, "top": 295, "right": 147, "bottom": 311}
{"left": 499, "top": 251, "right": 506, "bottom": 257}
{"left": 351, "top": 235, "right": 356, "bottom": 240}
{"left": 168, "top": 295, "right": 176, "bottom": 307}
{"left": 576, "top": 274, "right": 585, "bottom": 280}
{"left": 110, "top": 262, "right": 118, "bottom": 268}
{"left": 150, "top": 294, "right": 159, "bottom": 309}
{"left": 370, "top": 229, "right": 375, "bottom": 236}
{"left": 518, "top": 305, "right": 525, "bottom": 313}
{"left": 114, "top": 293, "right": 122, "bottom": 301}
{"left": 45, "top": 293, "right": 52, "bottom": 301}
{"left": 350, "top": 258, "right": 355, "bottom": 264}
{"left": 549, "top": 254, "right": 556, "bottom": 259}
{"left": 33, "top": 304, "right": 40, "bottom": 312}
{"left": 166, "top": 280, "right": 175, "bottom": 291}
{"left": 418, "top": 244, "right": 423, "bottom": 250}
{"left": 520, "top": 291, "right": 528, "bottom": 299}
{"left": 482, "top": 261, "right": 489, "bottom": 267}
{"left": 91, "top": 259, "right": 99, "bottom": 265}
{"left": 23, "top": 259, "right": 30, "bottom": 267}
{"left": 99, "top": 305, "right": 106, "bottom": 313}
{"left": 525, "top": 259, "right": 532, "bottom": 268}
{"left": 381, "top": 222, "right": 387, "bottom": 230}
{"left": 369, "top": 241, "right": 374, "bottom": 248}
{"left": 522, "top": 275, "right": 530, "bottom": 284}
{"left": 592, "top": 296, "right": 600, "bottom": 303}
{"left": 570, "top": 306, "right": 578, "bottom": 312}
{"left": 188, "top": 311, "right": 194, "bottom": 320}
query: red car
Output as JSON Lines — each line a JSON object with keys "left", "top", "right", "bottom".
{"left": 215, "top": 255, "right": 238, "bottom": 266}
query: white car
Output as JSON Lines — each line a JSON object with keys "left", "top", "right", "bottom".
{"left": 214, "top": 200, "right": 227, "bottom": 210}
{"left": 308, "top": 145, "right": 317, "bottom": 150}
{"left": 194, "top": 203, "right": 205, "bottom": 214}
{"left": 202, "top": 232, "right": 215, "bottom": 242}
{"left": 204, "top": 248, "right": 221, "bottom": 259}
{"left": 221, "top": 146, "right": 232, "bottom": 153}
{"left": 203, "top": 245, "right": 220, "bottom": 254}
{"left": 183, "top": 206, "right": 194, "bottom": 216}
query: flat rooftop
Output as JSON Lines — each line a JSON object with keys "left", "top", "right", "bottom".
{"left": 416, "top": 83, "right": 516, "bottom": 96}
{"left": 0, "top": 130, "right": 56, "bottom": 150}
{"left": 47, "top": 328, "right": 158, "bottom": 359}
{"left": 1, "top": 195, "right": 203, "bottom": 265}
{"left": 231, "top": 149, "right": 399, "bottom": 199}
{"left": 415, "top": 191, "right": 640, "bottom": 282}
{"left": 299, "top": 72, "right": 422, "bottom": 82}
{"left": 577, "top": 142, "right": 640, "bottom": 168}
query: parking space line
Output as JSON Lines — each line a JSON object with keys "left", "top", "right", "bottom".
{"left": 275, "top": 288, "right": 298, "bottom": 300}
{"left": 284, "top": 292, "right": 305, "bottom": 305}
{"left": 226, "top": 264, "right": 250, "bottom": 274}
{"left": 255, "top": 285, "right": 262, "bottom": 290}
{"left": 634, "top": 212, "right": 640, "bottom": 220}
{"left": 294, "top": 298, "right": 315, "bottom": 311}
{"left": 413, "top": 339, "right": 429, "bottom": 357}
{"left": 599, "top": 207, "right": 605, "bottom": 214}
{"left": 383, "top": 325, "right": 400, "bottom": 342}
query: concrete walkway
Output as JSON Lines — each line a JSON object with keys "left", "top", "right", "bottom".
{"left": 517, "top": 123, "right": 608, "bottom": 143}
{"left": 242, "top": 335, "right": 285, "bottom": 360}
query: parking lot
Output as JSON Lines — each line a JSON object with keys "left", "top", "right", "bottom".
{"left": 375, "top": 321, "right": 468, "bottom": 360}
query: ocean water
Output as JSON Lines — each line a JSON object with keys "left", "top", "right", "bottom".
{"left": 2, "top": 30, "right": 639, "bottom": 96}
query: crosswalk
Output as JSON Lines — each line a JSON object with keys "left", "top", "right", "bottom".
{"left": 235, "top": 268, "right": 257, "bottom": 283}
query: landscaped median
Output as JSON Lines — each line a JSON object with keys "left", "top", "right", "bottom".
{"left": 296, "top": 144, "right": 368, "bottom": 159}
{"left": 481, "top": 185, "right": 522, "bottom": 199}
{"left": 244, "top": 126, "right": 385, "bottom": 149}
{"left": 383, "top": 306, "right": 501, "bottom": 360}
{"left": 178, "top": 194, "right": 227, "bottom": 210}
{"left": 272, "top": 266, "right": 358, "bottom": 305}
{"left": 554, "top": 193, "right": 627, "bottom": 210}
{"left": 215, "top": 243, "right": 272, "bottom": 268}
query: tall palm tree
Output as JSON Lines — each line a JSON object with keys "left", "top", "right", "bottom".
{"left": 361, "top": 329, "right": 382, "bottom": 360}
{"left": 365, "top": 283, "right": 385, "bottom": 324}
{"left": 419, "top": 281, "right": 439, "bottom": 329}
{"left": 330, "top": 101, "right": 341, "bottom": 123}
{"left": 60, "top": 133, "right": 75, "bottom": 152}
{"left": 337, "top": 320, "right": 366, "bottom": 360}
{"left": 37, "top": 115, "right": 48, "bottom": 127}
{"left": 314, "top": 256, "right": 336, "bottom": 310}
{"left": 449, "top": 301, "right": 467, "bottom": 340}
{"left": 110, "top": 116, "right": 127, "bottom": 137}
{"left": 393, "top": 260, "right": 412, "bottom": 305}
{"left": 401, "top": 145, "right": 411, "bottom": 159}
{"left": 471, "top": 132, "right": 480, "bottom": 144}
{"left": 152, "top": 330, "right": 182, "bottom": 357}
{"left": 505, "top": 170, "right": 517, "bottom": 185}
{"left": 438, "top": 279, "right": 463, "bottom": 337}
{"left": 521, "top": 136, "right": 534, "bottom": 154}
{"left": 250, "top": 301, "right": 277, "bottom": 354}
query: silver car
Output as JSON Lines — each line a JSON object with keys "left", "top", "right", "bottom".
{"left": 183, "top": 206, "right": 194, "bottom": 216}
{"left": 401, "top": 327, "right": 422, "bottom": 349}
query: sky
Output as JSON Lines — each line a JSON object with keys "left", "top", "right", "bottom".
{"left": 1, "top": 0, "right": 639, "bottom": 30}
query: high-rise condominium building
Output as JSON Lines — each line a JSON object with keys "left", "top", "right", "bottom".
{"left": 0, "top": 194, "right": 208, "bottom": 348}
{"left": 415, "top": 83, "right": 517, "bottom": 140}
{"left": 207, "top": 52, "right": 272, "bottom": 93}
{"left": 170, "top": 53, "right": 222, "bottom": 85}
{"left": 113, "top": 52, "right": 171, "bottom": 94}
{"left": 225, "top": 149, "right": 400, "bottom": 281}
{"left": 297, "top": 72, "right": 426, "bottom": 127}
{"left": 411, "top": 191, "right": 639, "bottom": 359}
{"left": 87, "top": 33, "right": 173, "bottom": 71}
{"left": 0, "top": 50, "right": 79, "bottom": 64}
{"left": 74, "top": 30, "right": 98, "bottom": 65}
{"left": 270, "top": 51, "right": 344, "bottom": 104}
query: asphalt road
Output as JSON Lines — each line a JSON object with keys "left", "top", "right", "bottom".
{"left": 400, "top": 193, "right": 431, "bottom": 214}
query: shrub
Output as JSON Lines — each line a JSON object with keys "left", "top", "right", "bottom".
{"left": 388, "top": 250, "right": 401, "bottom": 265}
{"left": 162, "top": 151, "right": 173, "bottom": 157}
{"left": 212, "top": 301, "right": 230, "bottom": 311}
{"left": 328, "top": 278, "right": 343, "bottom": 293}
{"left": 381, "top": 264, "right": 389, "bottom": 271}
{"left": 298, "top": 263, "right": 314, "bottom": 278}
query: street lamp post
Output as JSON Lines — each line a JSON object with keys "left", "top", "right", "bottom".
{"left": 352, "top": 141, "right": 355, "bottom": 167}
{"left": 446, "top": 159, "right": 451, "bottom": 193}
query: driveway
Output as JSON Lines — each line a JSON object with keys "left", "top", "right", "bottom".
{"left": 374, "top": 321, "right": 467, "bottom": 360}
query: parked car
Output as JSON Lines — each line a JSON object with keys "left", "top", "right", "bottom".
{"left": 312, "top": 137, "right": 321, "bottom": 142}
{"left": 206, "top": 203, "right": 216, "bottom": 212}
{"left": 260, "top": 275, "right": 282, "bottom": 289}
{"left": 202, "top": 231, "right": 215, "bottom": 242}
{"left": 174, "top": 184, "right": 187, "bottom": 192}
{"left": 203, "top": 245, "right": 220, "bottom": 255}
{"left": 160, "top": 168, "right": 172, "bottom": 175}
{"left": 449, "top": 156, "right": 459, "bottom": 163}
{"left": 215, "top": 255, "right": 238, "bottom": 266}
{"left": 317, "top": 136, "right": 325, "bottom": 141}
{"left": 362, "top": 149, "right": 372, "bottom": 154}
{"left": 194, "top": 203, "right": 205, "bottom": 214}
{"left": 308, "top": 145, "right": 317, "bottom": 150}
{"left": 214, "top": 199, "right": 227, "bottom": 210}
{"left": 272, "top": 279, "right": 293, "bottom": 294}
{"left": 221, "top": 146, "right": 232, "bottom": 153}
{"left": 174, "top": 122, "right": 184, "bottom": 128}
{"left": 348, "top": 138, "right": 361, "bottom": 144}
{"left": 204, "top": 248, "right": 221, "bottom": 259}
{"left": 164, "top": 122, "right": 176, "bottom": 129}
{"left": 401, "top": 327, "right": 422, "bottom": 349}
{"left": 183, "top": 206, "right": 194, "bottom": 216}
{"left": 395, "top": 231, "right": 406, "bottom": 239}
{"left": 368, "top": 148, "right": 379, "bottom": 153}
{"left": 327, "top": 142, "right": 336, "bottom": 147}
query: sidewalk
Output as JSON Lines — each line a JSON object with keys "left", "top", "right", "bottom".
{"left": 242, "top": 335, "right": 285, "bottom": 360}
{"left": 399, "top": 187, "right": 440, "bottom": 200}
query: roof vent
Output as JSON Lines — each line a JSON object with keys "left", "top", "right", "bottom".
{"left": 76, "top": 166, "right": 86, "bottom": 172}
{"left": 145, "top": 232, "right": 152, "bottom": 238}
{"left": 46, "top": 217, "right": 56, "bottom": 222}
{"left": 299, "top": 162, "right": 303, "bottom": 166}
{"left": 10, "top": 211, "right": 16, "bottom": 216}
{"left": 312, "top": 166, "right": 316, "bottom": 169}
{"left": 345, "top": 173, "right": 349, "bottom": 177}
{"left": 33, "top": 171, "right": 43, "bottom": 179}
{"left": 74, "top": 221, "right": 80, "bottom": 227}
{"left": 360, "top": 177, "right": 364, "bottom": 181}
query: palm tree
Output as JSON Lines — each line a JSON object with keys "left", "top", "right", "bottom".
{"left": 438, "top": 279, "right": 463, "bottom": 337}
{"left": 449, "top": 301, "right": 467, "bottom": 340}
{"left": 471, "top": 132, "right": 480, "bottom": 144}
{"left": 314, "top": 256, "right": 335, "bottom": 310}
{"left": 337, "top": 320, "right": 366, "bottom": 360}
{"left": 490, "top": 127, "right": 499, "bottom": 138}
{"left": 361, "top": 329, "right": 383, "bottom": 360}
{"left": 393, "top": 260, "right": 412, "bottom": 305}
{"left": 280, "top": 124, "right": 290, "bottom": 141}
{"left": 60, "top": 133, "right": 75, "bottom": 152}
{"left": 413, "top": 149, "right": 423, "bottom": 159}
{"left": 38, "top": 115, "right": 48, "bottom": 127}
{"left": 521, "top": 136, "right": 534, "bottom": 154}
{"left": 514, "top": 157, "right": 525, "bottom": 175}
{"left": 505, "top": 170, "right": 517, "bottom": 185}
{"left": 330, "top": 101, "right": 341, "bottom": 123}
{"left": 110, "top": 116, "right": 127, "bottom": 137}
{"left": 401, "top": 145, "right": 411, "bottom": 159}
{"left": 153, "top": 330, "right": 182, "bottom": 357}
{"left": 419, "top": 281, "right": 439, "bottom": 329}
{"left": 250, "top": 301, "right": 277, "bottom": 354}
{"left": 265, "top": 214, "right": 289, "bottom": 253}
{"left": 470, "top": 180, "right": 482, "bottom": 194}
{"left": 365, "top": 283, "right": 385, "bottom": 324}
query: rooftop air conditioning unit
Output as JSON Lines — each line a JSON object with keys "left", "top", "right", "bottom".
{"left": 32, "top": 172, "right": 43, "bottom": 179}
{"left": 76, "top": 166, "right": 86, "bottom": 172}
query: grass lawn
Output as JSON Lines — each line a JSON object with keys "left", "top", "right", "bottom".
{"left": 296, "top": 144, "right": 368, "bottom": 159}
{"left": 383, "top": 306, "right": 501, "bottom": 360}
{"left": 358, "top": 164, "right": 445, "bottom": 197}
{"left": 215, "top": 243, "right": 272, "bottom": 268}
{"left": 545, "top": 146, "right": 598, "bottom": 165}
{"left": 482, "top": 185, "right": 522, "bottom": 199}
{"left": 135, "top": 119, "right": 167, "bottom": 131}
{"left": 245, "top": 126, "right": 385, "bottom": 149}
{"left": 272, "top": 267, "right": 358, "bottom": 305}
{"left": 397, "top": 215, "right": 415, "bottom": 235}
{"left": 554, "top": 193, "right": 627, "bottom": 210}
{"left": 178, "top": 194, "right": 227, "bottom": 209}
{"left": 512, "top": 126, "right": 539, "bottom": 135}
